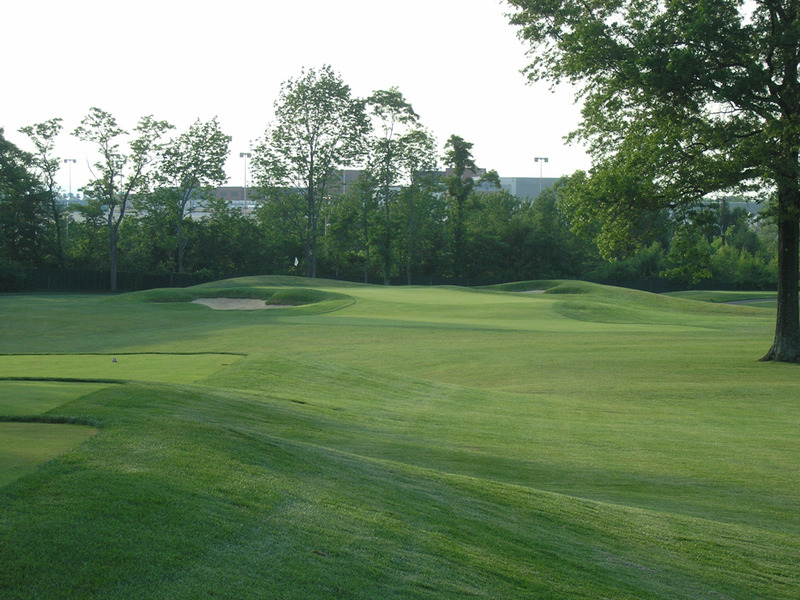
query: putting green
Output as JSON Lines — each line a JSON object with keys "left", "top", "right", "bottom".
{"left": 0, "top": 381, "right": 109, "bottom": 416}
{"left": 0, "top": 422, "right": 98, "bottom": 488}
{"left": 0, "top": 353, "right": 243, "bottom": 384}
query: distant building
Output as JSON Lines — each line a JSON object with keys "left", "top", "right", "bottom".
{"left": 209, "top": 171, "right": 563, "bottom": 209}
{"left": 59, "top": 170, "right": 565, "bottom": 222}
{"left": 475, "top": 177, "right": 560, "bottom": 199}
{"left": 210, "top": 186, "right": 252, "bottom": 211}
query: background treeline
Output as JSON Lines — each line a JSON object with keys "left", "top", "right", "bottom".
{"left": 1, "top": 66, "right": 778, "bottom": 293}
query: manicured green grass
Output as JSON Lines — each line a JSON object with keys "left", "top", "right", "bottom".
{"left": 664, "top": 289, "right": 778, "bottom": 306}
{"left": 0, "top": 422, "right": 98, "bottom": 488}
{"left": 0, "top": 381, "right": 108, "bottom": 416}
{"left": 0, "top": 381, "right": 104, "bottom": 489}
{"left": 0, "top": 277, "right": 797, "bottom": 599}
{"left": 0, "top": 353, "right": 244, "bottom": 384}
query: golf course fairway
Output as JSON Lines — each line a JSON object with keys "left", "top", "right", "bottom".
{"left": 0, "top": 277, "right": 796, "bottom": 599}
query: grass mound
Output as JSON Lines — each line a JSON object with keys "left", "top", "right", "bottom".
{"left": 483, "top": 279, "right": 562, "bottom": 293}
{"left": 487, "top": 280, "right": 766, "bottom": 327}
{"left": 665, "top": 290, "right": 777, "bottom": 304}
{"left": 130, "top": 277, "right": 353, "bottom": 311}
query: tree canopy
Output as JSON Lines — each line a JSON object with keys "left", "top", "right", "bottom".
{"left": 506, "top": 0, "right": 800, "bottom": 362}
{"left": 252, "top": 65, "right": 369, "bottom": 278}
{"left": 74, "top": 108, "right": 173, "bottom": 291}
{"left": 0, "top": 128, "right": 52, "bottom": 274}
{"left": 157, "top": 117, "right": 231, "bottom": 273}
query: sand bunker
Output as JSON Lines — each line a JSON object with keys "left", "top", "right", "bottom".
{"left": 192, "top": 298, "right": 286, "bottom": 310}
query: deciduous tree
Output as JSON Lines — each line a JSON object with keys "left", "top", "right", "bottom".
{"left": 0, "top": 128, "right": 50, "bottom": 275}
{"left": 74, "top": 108, "right": 173, "bottom": 291}
{"left": 365, "top": 88, "right": 427, "bottom": 283}
{"left": 505, "top": 0, "right": 800, "bottom": 362}
{"left": 396, "top": 128, "right": 438, "bottom": 284}
{"left": 19, "top": 118, "right": 65, "bottom": 267}
{"left": 158, "top": 117, "right": 231, "bottom": 273}
{"left": 253, "top": 65, "right": 369, "bottom": 278}
{"left": 443, "top": 135, "right": 499, "bottom": 278}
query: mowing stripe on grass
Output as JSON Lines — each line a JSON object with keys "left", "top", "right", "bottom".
{"left": 0, "top": 381, "right": 109, "bottom": 417}
{"left": 0, "top": 353, "right": 245, "bottom": 385}
{"left": 0, "top": 422, "right": 98, "bottom": 488}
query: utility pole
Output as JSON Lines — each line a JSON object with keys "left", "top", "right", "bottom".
{"left": 239, "top": 152, "right": 251, "bottom": 211}
{"left": 534, "top": 157, "right": 549, "bottom": 197}
{"left": 64, "top": 158, "right": 77, "bottom": 197}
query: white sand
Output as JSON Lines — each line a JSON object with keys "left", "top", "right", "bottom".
{"left": 192, "top": 298, "right": 286, "bottom": 310}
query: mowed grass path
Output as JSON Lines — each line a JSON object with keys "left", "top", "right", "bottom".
{"left": 0, "top": 279, "right": 797, "bottom": 599}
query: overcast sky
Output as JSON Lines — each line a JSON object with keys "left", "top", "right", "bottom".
{"left": 3, "top": 0, "right": 591, "bottom": 192}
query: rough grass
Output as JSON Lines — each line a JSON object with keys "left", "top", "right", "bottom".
{"left": 0, "top": 276, "right": 797, "bottom": 599}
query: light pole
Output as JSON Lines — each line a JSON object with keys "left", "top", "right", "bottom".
{"left": 534, "top": 157, "right": 549, "bottom": 197}
{"left": 63, "top": 158, "right": 77, "bottom": 197}
{"left": 239, "top": 152, "right": 251, "bottom": 211}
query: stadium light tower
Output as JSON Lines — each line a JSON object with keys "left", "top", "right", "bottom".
{"left": 534, "top": 157, "right": 549, "bottom": 197}
{"left": 64, "top": 158, "right": 77, "bottom": 197}
{"left": 239, "top": 152, "right": 251, "bottom": 210}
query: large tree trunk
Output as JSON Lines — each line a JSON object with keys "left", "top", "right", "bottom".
{"left": 363, "top": 194, "right": 370, "bottom": 284}
{"left": 50, "top": 195, "right": 65, "bottom": 268}
{"left": 177, "top": 190, "right": 191, "bottom": 275}
{"left": 406, "top": 191, "right": 415, "bottom": 286}
{"left": 109, "top": 222, "right": 119, "bottom": 293}
{"left": 304, "top": 222, "right": 313, "bottom": 278}
{"left": 177, "top": 218, "right": 185, "bottom": 275}
{"left": 305, "top": 184, "right": 314, "bottom": 278}
{"left": 761, "top": 176, "right": 800, "bottom": 362}
{"left": 383, "top": 197, "right": 391, "bottom": 285}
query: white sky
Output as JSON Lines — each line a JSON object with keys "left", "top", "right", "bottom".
{"left": 3, "top": 0, "right": 591, "bottom": 193}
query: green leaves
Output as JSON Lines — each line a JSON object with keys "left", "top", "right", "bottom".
{"left": 252, "top": 65, "right": 370, "bottom": 277}
{"left": 0, "top": 129, "right": 53, "bottom": 268}
{"left": 73, "top": 108, "right": 174, "bottom": 290}
{"left": 161, "top": 117, "right": 230, "bottom": 193}
{"left": 74, "top": 109, "right": 174, "bottom": 207}
{"left": 257, "top": 65, "right": 369, "bottom": 190}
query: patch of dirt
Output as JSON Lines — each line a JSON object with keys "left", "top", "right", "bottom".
{"left": 191, "top": 298, "right": 286, "bottom": 310}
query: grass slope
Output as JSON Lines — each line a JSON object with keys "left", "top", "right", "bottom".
{"left": 0, "top": 277, "right": 797, "bottom": 599}
{"left": 0, "top": 422, "right": 98, "bottom": 488}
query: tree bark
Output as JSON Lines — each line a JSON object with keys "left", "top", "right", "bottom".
{"left": 363, "top": 199, "right": 370, "bottom": 284}
{"left": 50, "top": 194, "right": 65, "bottom": 268}
{"left": 383, "top": 197, "right": 391, "bottom": 285}
{"left": 305, "top": 173, "right": 314, "bottom": 278}
{"left": 109, "top": 220, "right": 118, "bottom": 293}
{"left": 406, "top": 188, "right": 415, "bottom": 286}
{"left": 177, "top": 188, "right": 192, "bottom": 274}
{"left": 761, "top": 176, "right": 800, "bottom": 362}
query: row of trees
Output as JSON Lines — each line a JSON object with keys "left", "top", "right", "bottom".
{"left": 1, "top": 65, "right": 556, "bottom": 289}
{"left": 3, "top": 66, "right": 504, "bottom": 289}
{"left": 2, "top": 103, "right": 775, "bottom": 288}
{"left": 1, "top": 51, "right": 789, "bottom": 357}
{"left": 1, "top": 112, "right": 231, "bottom": 291}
